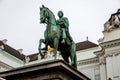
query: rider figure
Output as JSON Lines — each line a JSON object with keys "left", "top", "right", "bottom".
{"left": 57, "top": 11, "right": 72, "bottom": 44}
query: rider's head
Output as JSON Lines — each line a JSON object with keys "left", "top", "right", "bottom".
{"left": 58, "top": 11, "right": 64, "bottom": 18}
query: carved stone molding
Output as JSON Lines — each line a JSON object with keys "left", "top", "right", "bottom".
{"left": 99, "top": 57, "right": 106, "bottom": 65}
{"left": 100, "top": 39, "right": 120, "bottom": 49}
{"left": 94, "top": 48, "right": 105, "bottom": 57}
{"left": 25, "top": 56, "right": 30, "bottom": 63}
{"left": 0, "top": 45, "right": 4, "bottom": 50}
{"left": 77, "top": 57, "right": 99, "bottom": 66}
{"left": 114, "top": 52, "right": 120, "bottom": 56}
{"left": 0, "top": 61, "right": 13, "bottom": 71}
{"left": 37, "top": 54, "right": 41, "bottom": 60}
{"left": 104, "top": 49, "right": 120, "bottom": 58}
{"left": 104, "top": 53, "right": 113, "bottom": 58}
{"left": 1, "top": 39, "right": 7, "bottom": 45}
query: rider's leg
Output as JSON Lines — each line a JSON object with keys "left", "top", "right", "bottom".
{"left": 70, "top": 41, "right": 77, "bottom": 68}
{"left": 66, "top": 31, "right": 73, "bottom": 42}
{"left": 61, "top": 28, "right": 66, "bottom": 43}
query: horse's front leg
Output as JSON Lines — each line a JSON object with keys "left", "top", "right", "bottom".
{"left": 38, "top": 39, "right": 46, "bottom": 59}
{"left": 53, "top": 38, "right": 59, "bottom": 60}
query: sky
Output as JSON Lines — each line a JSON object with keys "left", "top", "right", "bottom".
{"left": 0, "top": 0, "right": 119, "bottom": 55}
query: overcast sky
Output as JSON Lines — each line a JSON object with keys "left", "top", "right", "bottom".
{"left": 0, "top": 0, "right": 119, "bottom": 55}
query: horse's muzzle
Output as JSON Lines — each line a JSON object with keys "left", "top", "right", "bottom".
{"left": 40, "top": 18, "right": 45, "bottom": 23}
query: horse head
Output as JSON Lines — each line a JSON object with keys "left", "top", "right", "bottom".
{"left": 40, "top": 5, "right": 49, "bottom": 23}
{"left": 40, "top": 5, "right": 56, "bottom": 25}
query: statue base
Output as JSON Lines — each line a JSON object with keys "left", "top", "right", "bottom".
{"left": 0, "top": 60, "right": 90, "bottom": 80}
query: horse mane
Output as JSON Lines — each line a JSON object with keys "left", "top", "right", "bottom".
{"left": 44, "top": 7, "right": 56, "bottom": 21}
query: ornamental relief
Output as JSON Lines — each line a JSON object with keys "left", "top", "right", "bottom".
{"left": 102, "top": 41, "right": 120, "bottom": 49}
{"left": 77, "top": 57, "right": 99, "bottom": 66}
{"left": 0, "top": 61, "right": 13, "bottom": 70}
{"left": 99, "top": 57, "right": 106, "bottom": 65}
{"left": 101, "top": 46, "right": 120, "bottom": 58}
{"left": 104, "top": 51, "right": 120, "bottom": 58}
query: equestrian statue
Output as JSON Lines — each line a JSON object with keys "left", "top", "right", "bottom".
{"left": 38, "top": 5, "right": 77, "bottom": 68}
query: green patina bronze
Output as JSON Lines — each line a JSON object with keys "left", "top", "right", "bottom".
{"left": 38, "top": 5, "right": 77, "bottom": 68}
{"left": 57, "top": 11, "right": 73, "bottom": 44}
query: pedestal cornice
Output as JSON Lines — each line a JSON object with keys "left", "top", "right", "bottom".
{"left": 0, "top": 60, "right": 90, "bottom": 80}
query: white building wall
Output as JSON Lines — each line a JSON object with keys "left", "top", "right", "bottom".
{"left": 81, "top": 68, "right": 95, "bottom": 80}
{"left": 0, "top": 49, "right": 24, "bottom": 68}
{"left": 105, "top": 53, "right": 120, "bottom": 80}
{"left": 77, "top": 47, "right": 100, "bottom": 61}
{"left": 104, "top": 45, "right": 120, "bottom": 80}
{"left": 103, "top": 28, "right": 120, "bottom": 42}
{"left": 78, "top": 63, "right": 100, "bottom": 80}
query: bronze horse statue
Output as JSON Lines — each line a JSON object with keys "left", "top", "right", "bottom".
{"left": 38, "top": 5, "right": 77, "bottom": 68}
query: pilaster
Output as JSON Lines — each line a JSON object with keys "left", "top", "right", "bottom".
{"left": 99, "top": 56, "right": 107, "bottom": 80}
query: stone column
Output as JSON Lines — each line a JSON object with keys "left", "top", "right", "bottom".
{"left": 119, "top": 54, "right": 120, "bottom": 79}
{"left": 106, "top": 54, "right": 113, "bottom": 80}
{"left": 115, "top": 53, "right": 120, "bottom": 80}
{"left": 99, "top": 57, "right": 107, "bottom": 80}
{"left": 112, "top": 54, "right": 119, "bottom": 80}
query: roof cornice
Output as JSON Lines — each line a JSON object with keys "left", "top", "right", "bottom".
{"left": 77, "top": 57, "right": 99, "bottom": 66}
{"left": 99, "top": 38, "right": 120, "bottom": 48}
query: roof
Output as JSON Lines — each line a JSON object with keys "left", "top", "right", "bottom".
{"left": 0, "top": 41, "right": 25, "bottom": 61}
{"left": 28, "top": 40, "right": 98, "bottom": 62}
{"left": 76, "top": 40, "right": 98, "bottom": 51}
{"left": 27, "top": 53, "right": 38, "bottom": 62}
{"left": 0, "top": 40, "right": 98, "bottom": 62}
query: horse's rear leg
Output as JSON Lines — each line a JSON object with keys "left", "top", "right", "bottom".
{"left": 70, "top": 41, "right": 77, "bottom": 68}
{"left": 61, "top": 52, "right": 69, "bottom": 64}
{"left": 38, "top": 39, "right": 45, "bottom": 59}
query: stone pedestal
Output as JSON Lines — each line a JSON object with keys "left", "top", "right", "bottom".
{"left": 0, "top": 60, "right": 90, "bottom": 80}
